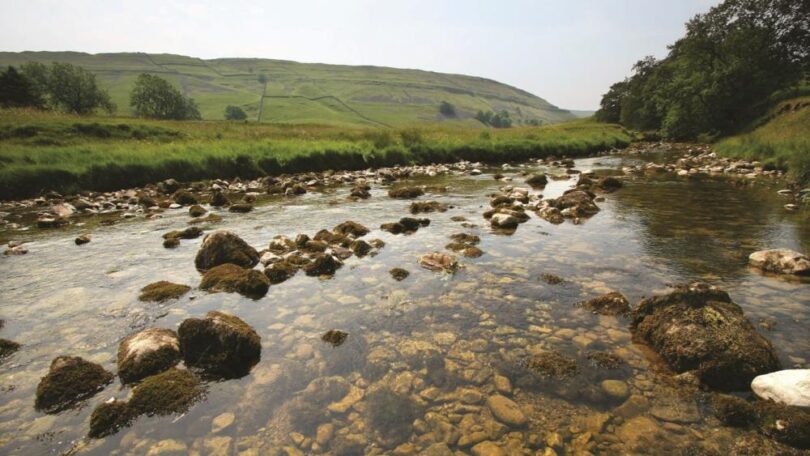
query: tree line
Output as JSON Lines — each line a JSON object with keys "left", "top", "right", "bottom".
{"left": 0, "top": 62, "right": 251, "bottom": 121}
{"left": 595, "top": 0, "right": 809, "bottom": 140}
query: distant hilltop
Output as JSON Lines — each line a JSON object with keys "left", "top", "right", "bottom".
{"left": 0, "top": 51, "right": 573, "bottom": 127}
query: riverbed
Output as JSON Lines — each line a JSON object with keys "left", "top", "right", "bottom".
{"left": 0, "top": 150, "right": 808, "bottom": 455}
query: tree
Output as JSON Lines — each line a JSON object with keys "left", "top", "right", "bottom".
{"left": 439, "top": 101, "right": 456, "bottom": 117}
{"left": 130, "top": 74, "right": 201, "bottom": 120}
{"left": 594, "top": 81, "right": 628, "bottom": 123}
{"left": 0, "top": 66, "right": 44, "bottom": 108}
{"left": 18, "top": 62, "right": 114, "bottom": 115}
{"left": 225, "top": 105, "right": 247, "bottom": 120}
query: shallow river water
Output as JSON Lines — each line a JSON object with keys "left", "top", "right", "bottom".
{"left": 0, "top": 152, "right": 808, "bottom": 455}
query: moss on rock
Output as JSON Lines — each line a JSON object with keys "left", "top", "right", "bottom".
{"left": 117, "top": 328, "right": 181, "bottom": 384}
{"left": 88, "top": 400, "right": 132, "bottom": 438}
{"left": 579, "top": 291, "right": 631, "bottom": 316}
{"left": 178, "top": 311, "right": 261, "bottom": 378}
{"left": 194, "top": 230, "right": 259, "bottom": 272}
{"left": 128, "top": 368, "right": 203, "bottom": 416}
{"left": 138, "top": 281, "right": 191, "bottom": 303}
{"left": 303, "top": 254, "right": 342, "bottom": 277}
{"left": 388, "top": 186, "right": 424, "bottom": 199}
{"left": 389, "top": 268, "right": 410, "bottom": 281}
{"left": 333, "top": 220, "right": 370, "bottom": 237}
{"left": 264, "top": 260, "right": 297, "bottom": 284}
{"left": 199, "top": 263, "right": 270, "bottom": 299}
{"left": 35, "top": 356, "right": 114, "bottom": 413}
{"left": 0, "top": 338, "right": 20, "bottom": 360}
{"left": 712, "top": 394, "right": 757, "bottom": 427}
{"left": 523, "top": 351, "right": 578, "bottom": 378}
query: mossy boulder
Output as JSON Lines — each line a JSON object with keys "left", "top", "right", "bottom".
{"left": 365, "top": 387, "right": 421, "bottom": 446}
{"left": 579, "top": 291, "right": 631, "bottom": 316}
{"left": 88, "top": 400, "right": 132, "bottom": 438}
{"left": 117, "top": 328, "right": 181, "bottom": 384}
{"left": 172, "top": 190, "right": 198, "bottom": 206}
{"left": 321, "top": 329, "right": 349, "bottom": 347}
{"left": 631, "top": 283, "right": 781, "bottom": 391}
{"left": 388, "top": 186, "right": 424, "bottom": 199}
{"left": 199, "top": 263, "right": 270, "bottom": 299}
{"left": 350, "top": 240, "right": 373, "bottom": 257}
{"left": 210, "top": 191, "right": 230, "bottom": 207}
{"left": 712, "top": 394, "right": 757, "bottom": 427}
{"left": 194, "top": 230, "right": 259, "bottom": 272}
{"left": 188, "top": 205, "right": 207, "bottom": 218}
{"left": 410, "top": 201, "right": 448, "bottom": 214}
{"left": 418, "top": 252, "right": 458, "bottom": 273}
{"left": 525, "top": 174, "right": 548, "bottom": 188}
{"left": 229, "top": 203, "right": 254, "bottom": 213}
{"left": 0, "top": 338, "right": 20, "bottom": 360}
{"left": 303, "top": 254, "right": 342, "bottom": 277}
{"left": 522, "top": 351, "right": 578, "bottom": 378}
{"left": 756, "top": 400, "right": 810, "bottom": 449}
{"left": 333, "top": 221, "right": 370, "bottom": 237}
{"left": 178, "top": 311, "right": 261, "bottom": 378}
{"left": 598, "top": 176, "right": 623, "bottom": 192}
{"left": 162, "top": 226, "right": 203, "bottom": 241}
{"left": 128, "top": 368, "right": 203, "bottom": 416}
{"left": 138, "top": 281, "right": 191, "bottom": 303}
{"left": 390, "top": 268, "right": 410, "bottom": 281}
{"left": 264, "top": 260, "right": 297, "bottom": 284}
{"left": 35, "top": 356, "right": 113, "bottom": 413}
{"left": 549, "top": 189, "right": 600, "bottom": 217}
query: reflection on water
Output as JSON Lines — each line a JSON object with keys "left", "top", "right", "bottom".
{"left": 0, "top": 153, "right": 808, "bottom": 455}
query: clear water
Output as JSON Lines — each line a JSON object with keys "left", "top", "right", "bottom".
{"left": 0, "top": 153, "right": 808, "bottom": 455}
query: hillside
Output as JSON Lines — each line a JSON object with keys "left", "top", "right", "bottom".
{"left": 0, "top": 51, "right": 573, "bottom": 127}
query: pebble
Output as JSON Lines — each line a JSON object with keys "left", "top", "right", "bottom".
{"left": 211, "top": 412, "right": 235, "bottom": 434}
{"left": 601, "top": 379, "right": 630, "bottom": 401}
{"left": 471, "top": 441, "right": 506, "bottom": 456}
{"left": 486, "top": 395, "right": 527, "bottom": 427}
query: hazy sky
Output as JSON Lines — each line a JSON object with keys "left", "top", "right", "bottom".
{"left": 0, "top": 0, "right": 719, "bottom": 110}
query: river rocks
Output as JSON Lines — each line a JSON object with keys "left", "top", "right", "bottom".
{"left": 37, "top": 216, "right": 67, "bottom": 228}
{"left": 350, "top": 239, "right": 373, "bottom": 257}
{"left": 35, "top": 356, "right": 114, "bottom": 413}
{"left": 163, "top": 226, "right": 203, "bottom": 243}
{"left": 410, "top": 201, "right": 448, "bottom": 214}
{"left": 471, "top": 441, "right": 506, "bottom": 456}
{"left": 194, "top": 231, "right": 259, "bottom": 271}
{"left": 188, "top": 205, "right": 207, "bottom": 217}
{"left": 522, "top": 351, "right": 578, "bottom": 378}
{"left": 178, "top": 311, "right": 261, "bottom": 377}
{"left": 321, "top": 329, "right": 348, "bottom": 347}
{"left": 303, "top": 253, "right": 342, "bottom": 277}
{"left": 333, "top": 220, "right": 370, "bottom": 237}
{"left": 600, "top": 379, "right": 630, "bottom": 402}
{"left": 200, "top": 264, "right": 270, "bottom": 298}
{"left": 578, "top": 291, "right": 630, "bottom": 316}
{"left": 128, "top": 368, "right": 203, "bottom": 416}
{"left": 631, "top": 283, "right": 781, "bottom": 391}
{"left": 712, "top": 394, "right": 757, "bottom": 426}
{"left": 139, "top": 281, "right": 191, "bottom": 302}
{"left": 390, "top": 268, "right": 410, "bottom": 281}
{"left": 88, "top": 400, "right": 132, "bottom": 438}
{"left": 0, "top": 338, "right": 20, "bottom": 360}
{"left": 264, "top": 259, "right": 297, "bottom": 284}
{"left": 117, "top": 328, "right": 181, "bottom": 384}
{"left": 616, "top": 416, "right": 664, "bottom": 453}
{"left": 525, "top": 173, "right": 548, "bottom": 188}
{"left": 228, "top": 203, "right": 253, "bottom": 213}
{"left": 365, "top": 387, "right": 421, "bottom": 446}
{"left": 486, "top": 395, "right": 527, "bottom": 427}
{"left": 210, "top": 191, "right": 229, "bottom": 207}
{"left": 548, "top": 189, "right": 600, "bottom": 218}
{"left": 598, "top": 176, "right": 623, "bottom": 192}
{"left": 751, "top": 370, "right": 810, "bottom": 407}
{"left": 490, "top": 213, "right": 519, "bottom": 230}
{"left": 757, "top": 401, "right": 810, "bottom": 449}
{"left": 381, "top": 217, "right": 430, "bottom": 234}
{"left": 418, "top": 252, "right": 459, "bottom": 273}
{"left": 75, "top": 234, "right": 91, "bottom": 245}
{"left": 749, "top": 249, "right": 810, "bottom": 276}
{"left": 388, "top": 186, "right": 424, "bottom": 199}
{"left": 157, "top": 178, "right": 181, "bottom": 194}
{"left": 172, "top": 190, "right": 198, "bottom": 206}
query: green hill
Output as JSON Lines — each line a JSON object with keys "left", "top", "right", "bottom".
{"left": 0, "top": 51, "right": 573, "bottom": 127}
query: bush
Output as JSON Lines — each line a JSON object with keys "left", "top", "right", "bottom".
{"left": 439, "top": 101, "right": 456, "bottom": 117}
{"left": 225, "top": 105, "right": 247, "bottom": 121}
{"left": 130, "top": 74, "right": 201, "bottom": 120}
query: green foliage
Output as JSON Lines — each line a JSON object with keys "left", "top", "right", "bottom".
{"left": 224, "top": 105, "right": 247, "bottom": 121}
{"left": 475, "top": 110, "right": 512, "bottom": 128}
{"left": 596, "top": 0, "right": 809, "bottom": 140}
{"left": 18, "top": 62, "right": 114, "bottom": 115}
{"left": 130, "top": 74, "right": 201, "bottom": 120}
{"left": 0, "top": 66, "right": 44, "bottom": 108}
{"left": 439, "top": 101, "right": 456, "bottom": 117}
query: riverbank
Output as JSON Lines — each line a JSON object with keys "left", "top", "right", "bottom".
{"left": 0, "top": 109, "right": 633, "bottom": 200}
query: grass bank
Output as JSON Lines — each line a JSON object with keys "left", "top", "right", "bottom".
{"left": 714, "top": 97, "right": 810, "bottom": 184}
{"left": 0, "top": 109, "right": 632, "bottom": 199}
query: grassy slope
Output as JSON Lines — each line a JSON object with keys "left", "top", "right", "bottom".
{"left": 0, "top": 51, "right": 573, "bottom": 127}
{"left": 715, "top": 96, "right": 810, "bottom": 183}
{"left": 0, "top": 109, "right": 631, "bottom": 199}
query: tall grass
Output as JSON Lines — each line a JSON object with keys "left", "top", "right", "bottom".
{"left": 714, "top": 97, "right": 810, "bottom": 184}
{"left": 0, "top": 109, "right": 633, "bottom": 199}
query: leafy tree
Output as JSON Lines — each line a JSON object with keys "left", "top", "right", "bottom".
{"left": 594, "top": 81, "right": 628, "bottom": 123}
{"left": 0, "top": 66, "right": 44, "bottom": 108}
{"left": 439, "top": 101, "right": 456, "bottom": 117}
{"left": 225, "top": 105, "right": 247, "bottom": 120}
{"left": 18, "top": 62, "right": 114, "bottom": 114}
{"left": 130, "top": 74, "right": 201, "bottom": 120}
{"left": 475, "top": 110, "right": 512, "bottom": 128}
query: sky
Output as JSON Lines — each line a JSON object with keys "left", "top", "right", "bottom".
{"left": 0, "top": 0, "right": 720, "bottom": 110}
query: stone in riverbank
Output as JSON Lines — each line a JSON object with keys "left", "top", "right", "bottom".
{"left": 194, "top": 231, "right": 259, "bottom": 271}
{"left": 486, "top": 394, "right": 527, "bottom": 427}
{"left": 88, "top": 400, "right": 132, "bottom": 438}
{"left": 631, "top": 283, "right": 781, "bottom": 391}
{"left": 303, "top": 253, "right": 342, "bottom": 277}
{"left": 751, "top": 370, "right": 810, "bottom": 408}
{"left": 0, "top": 338, "right": 20, "bottom": 360}
{"left": 117, "top": 328, "right": 181, "bottom": 384}
{"left": 200, "top": 263, "right": 270, "bottom": 299}
{"left": 749, "top": 249, "right": 810, "bottom": 276}
{"left": 578, "top": 291, "right": 630, "bottom": 316}
{"left": 178, "top": 311, "right": 261, "bottom": 378}
{"left": 525, "top": 174, "right": 548, "bottom": 188}
{"left": 138, "top": 281, "right": 191, "bottom": 302}
{"left": 35, "top": 356, "right": 114, "bottom": 413}
{"left": 389, "top": 268, "right": 410, "bottom": 281}
{"left": 333, "top": 220, "right": 370, "bottom": 237}
{"left": 388, "top": 186, "right": 424, "bottom": 199}
{"left": 128, "top": 368, "right": 203, "bottom": 416}
{"left": 418, "top": 252, "right": 458, "bottom": 273}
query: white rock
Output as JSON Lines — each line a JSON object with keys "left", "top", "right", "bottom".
{"left": 751, "top": 369, "right": 810, "bottom": 407}
{"left": 749, "top": 249, "right": 810, "bottom": 276}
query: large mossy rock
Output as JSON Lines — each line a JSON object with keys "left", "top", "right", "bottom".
{"left": 194, "top": 231, "right": 259, "bottom": 272}
{"left": 88, "top": 400, "right": 132, "bottom": 438}
{"left": 178, "top": 311, "right": 261, "bottom": 378}
{"left": 35, "top": 356, "right": 113, "bottom": 413}
{"left": 199, "top": 263, "right": 270, "bottom": 299}
{"left": 128, "top": 368, "right": 203, "bottom": 416}
{"left": 631, "top": 283, "right": 781, "bottom": 391}
{"left": 0, "top": 338, "right": 20, "bottom": 360}
{"left": 117, "top": 328, "right": 181, "bottom": 384}
{"left": 138, "top": 281, "right": 191, "bottom": 303}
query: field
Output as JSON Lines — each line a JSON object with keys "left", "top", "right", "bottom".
{"left": 0, "top": 51, "right": 574, "bottom": 127}
{"left": 715, "top": 97, "right": 810, "bottom": 184}
{"left": 0, "top": 109, "right": 632, "bottom": 199}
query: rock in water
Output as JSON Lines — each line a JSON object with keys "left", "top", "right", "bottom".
{"left": 579, "top": 291, "right": 630, "bottom": 316}
{"left": 178, "top": 311, "right": 261, "bottom": 378}
{"left": 199, "top": 263, "right": 270, "bottom": 299}
{"left": 35, "top": 356, "right": 113, "bottom": 413}
{"left": 751, "top": 370, "right": 810, "bottom": 407}
{"left": 631, "top": 283, "right": 781, "bottom": 391}
{"left": 88, "top": 400, "right": 132, "bottom": 438}
{"left": 486, "top": 394, "right": 527, "bottom": 427}
{"left": 418, "top": 252, "right": 458, "bottom": 273}
{"left": 194, "top": 231, "right": 259, "bottom": 272}
{"left": 138, "top": 281, "right": 191, "bottom": 302}
{"left": 749, "top": 249, "right": 810, "bottom": 276}
{"left": 117, "top": 328, "right": 181, "bottom": 384}
{"left": 303, "top": 254, "right": 342, "bottom": 277}
{"left": 128, "top": 368, "right": 203, "bottom": 416}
